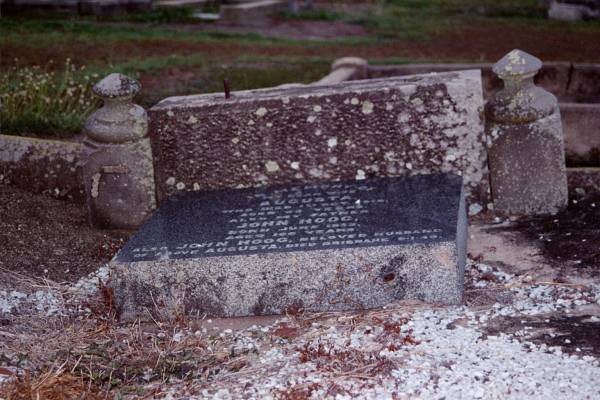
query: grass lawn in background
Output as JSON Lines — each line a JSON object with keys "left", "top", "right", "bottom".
{"left": 1, "top": 0, "right": 599, "bottom": 137}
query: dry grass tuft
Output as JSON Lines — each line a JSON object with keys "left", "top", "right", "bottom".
{"left": 0, "top": 368, "right": 103, "bottom": 400}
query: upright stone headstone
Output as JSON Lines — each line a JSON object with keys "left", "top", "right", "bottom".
{"left": 485, "top": 50, "right": 568, "bottom": 215}
{"left": 111, "top": 174, "right": 467, "bottom": 320}
{"left": 149, "top": 70, "right": 488, "bottom": 213}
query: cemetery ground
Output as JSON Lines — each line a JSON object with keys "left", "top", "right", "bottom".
{"left": 2, "top": 0, "right": 600, "bottom": 398}
{"left": 1, "top": 180, "right": 600, "bottom": 398}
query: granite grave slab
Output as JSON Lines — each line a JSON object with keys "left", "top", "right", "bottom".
{"left": 149, "top": 70, "right": 488, "bottom": 213}
{"left": 111, "top": 174, "right": 467, "bottom": 320}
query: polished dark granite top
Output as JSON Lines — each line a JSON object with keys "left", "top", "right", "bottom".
{"left": 115, "top": 174, "right": 463, "bottom": 262}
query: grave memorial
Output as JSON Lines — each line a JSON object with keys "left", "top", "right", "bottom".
{"left": 149, "top": 69, "right": 488, "bottom": 213}
{"left": 111, "top": 174, "right": 467, "bottom": 320}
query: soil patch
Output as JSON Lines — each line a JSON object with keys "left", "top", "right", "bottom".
{"left": 0, "top": 183, "right": 131, "bottom": 284}
{"left": 484, "top": 314, "right": 600, "bottom": 358}
{"left": 511, "top": 191, "right": 600, "bottom": 278}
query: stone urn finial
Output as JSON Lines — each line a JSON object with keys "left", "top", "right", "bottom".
{"left": 93, "top": 73, "right": 141, "bottom": 100}
{"left": 485, "top": 49, "right": 568, "bottom": 215}
{"left": 488, "top": 49, "right": 555, "bottom": 124}
{"left": 82, "top": 73, "right": 156, "bottom": 229}
{"left": 86, "top": 73, "right": 147, "bottom": 144}
{"left": 492, "top": 49, "right": 542, "bottom": 80}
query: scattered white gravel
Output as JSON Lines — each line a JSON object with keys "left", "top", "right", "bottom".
{"left": 2, "top": 261, "right": 600, "bottom": 398}
{"left": 146, "top": 262, "right": 600, "bottom": 399}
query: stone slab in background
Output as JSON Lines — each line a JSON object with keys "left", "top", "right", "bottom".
{"left": 111, "top": 174, "right": 467, "bottom": 320}
{"left": 0, "top": 134, "right": 85, "bottom": 202}
{"left": 219, "top": 0, "right": 287, "bottom": 26}
{"left": 149, "top": 70, "right": 487, "bottom": 210}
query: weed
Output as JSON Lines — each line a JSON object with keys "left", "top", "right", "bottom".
{"left": 0, "top": 59, "right": 99, "bottom": 138}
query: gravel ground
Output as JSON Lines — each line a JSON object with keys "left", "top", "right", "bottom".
{"left": 2, "top": 259, "right": 599, "bottom": 399}
{"left": 1, "top": 186, "right": 599, "bottom": 398}
{"left": 138, "top": 261, "right": 600, "bottom": 399}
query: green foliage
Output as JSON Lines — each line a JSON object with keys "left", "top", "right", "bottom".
{"left": 365, "top": 0, "right": 546, "bottom": 38}
{"left": 0, "top": 60, "right": 100, "bottom": 137}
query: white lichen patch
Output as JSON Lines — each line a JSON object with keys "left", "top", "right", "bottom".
{"left": 384, "top": 151, "right": 396, "bottom": 162}
{"left": 266, "top": 122, "right": 273, "bottom": 128}
{"left": 265, "top": 161, "right": 280, "bottom": 173}
{"left": 308, "top": 167, "right": 324, "bottom": 178}
{"left": 350, "top": 97, "right": 359, "bottom": 105}
{"left": 193, "top": 183, "right": 200, "bottom": 191}
{"left": 468, "top": 203, "right": 483, "bottom": 216}
{"left": 313, "top": 105, "right": 322, "bottom": 113}
{"left": 176, "top": 182, "right": 185, "bottom": 190}
{"left": 314, "top": 129, "right": 322, "bottom": 136}
{"left": 398, "top": 113, "right": 410, "bottom": 123}
{"left": 307, "top": 115, "right": 317, "bottom": 123}
{"left": 186, "top": 115, "right": 198, "bottom": 124}
{"left": 385, "top": 103, "right": 394, "bottom": 111}
{"left": 290, "top": 161, "right": 300, "bottom": 170}
{"left": 231, "top": 137, "right": 240, "bottom": 144}
{"left": 329, "top": 156, "right": 337, "bottom": 165}
{"left": 355, "top": 169, "right": 366, "bottom": 180}
{"left": 88, "top": 173, "right": 100, "bottom": 198}
{"left": 255, "top": 107, "right": 268, "bottom": 117}
{"left": 361, "top": 101, "right": 374, "bottom": 115}
{"left": 327, "top": 137, "right": 338, "bottom": 148}
{"left": 166, "top": 110, "right": 174, "bottom": 117}
{"left": 166, "top": 176, "right": 176, "bottom": 186}
{"left": 247, "top": 120, "right": 255, "bottom": 126}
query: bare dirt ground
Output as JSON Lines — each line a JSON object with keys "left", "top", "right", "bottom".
{"left": 0, "top": 183, "right": 130, "bottom": 284}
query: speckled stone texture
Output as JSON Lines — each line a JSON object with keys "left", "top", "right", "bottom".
{"left": 486, "top": 50, "right": 568, "bottom": 215}
{"left": 110, "top": 175, "right": 467, "bottom": 320}
{"left": 83, "top": 74, "right": 157, "bottom": 229}
{"left": 149, "top": 70, "right": 487, "bottom": 210}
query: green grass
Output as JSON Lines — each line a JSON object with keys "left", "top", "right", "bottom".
{"left": 362, "top": 0, "right": 546, "bottom": 38}
{"left": 115, "top": 7, "right": 199, "bottom": 24}
{"left": 0, "top": 61, "right": 100, "bottom": 138}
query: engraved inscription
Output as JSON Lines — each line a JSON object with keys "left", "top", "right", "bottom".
{"left": 120, "top": 177, "right": 457, "bottom": 261}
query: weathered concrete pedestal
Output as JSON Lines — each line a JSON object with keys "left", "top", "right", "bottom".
{"left": 486, "top": 50, "right": 568, "bottom": 215}
{"left": 82, "top": 73, "right": 157, "bottom": 229}
{"left": 111, "top": 174, "right": 467, "bottom": 321}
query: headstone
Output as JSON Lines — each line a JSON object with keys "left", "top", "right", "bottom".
{"left": 149, "top": 70, "right": 488, "bottom": 213}
{"left": 219, "top": 0, "right": 287, "bottom": 26}
{"left": 111, "top": 174, "right": 467, "bottom": 320}
{"left": 548, "top": 0, "right": 599, "bottom": 21}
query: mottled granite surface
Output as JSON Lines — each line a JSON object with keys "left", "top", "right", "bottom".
{"left": 148, "top": 70, "right": 487, "bottom": 212}
{"left": 111, "top": 175, "right": 467, "bottom": 320}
